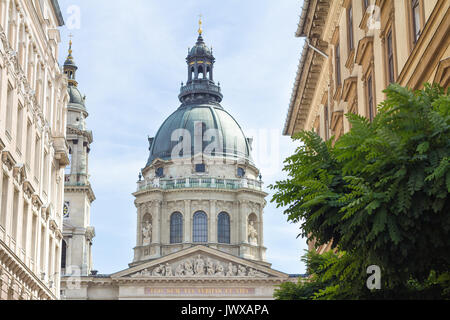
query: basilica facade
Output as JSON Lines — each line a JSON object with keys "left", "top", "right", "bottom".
{"left": 60, "top": 24, "right": 294, "bottom": 300}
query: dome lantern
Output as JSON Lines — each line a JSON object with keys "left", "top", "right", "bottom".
{"left": 179, "top": 19, "right": 222, "bottom": 105}
{"left": 64, "top": 38, "right": 86, "bottom": 112}
{"left": 64, "top": 36, "right": 78, "bottom": 87}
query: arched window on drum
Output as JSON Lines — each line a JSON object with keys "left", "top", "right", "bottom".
{"left": 193, "top": 211, "right": 208, "bottom": 243}
{"left": 217, "top": 212, "right": 230, "bottom": 244}
{"left": 170, "top": 212, "right": 183, "bottom": 244}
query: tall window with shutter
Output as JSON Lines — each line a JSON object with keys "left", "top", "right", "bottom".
{"left": 387, "top": 30, "right": 395, "bottom": 84}
{"left": 411, "top": 0, "right": 421, "bottom": 43}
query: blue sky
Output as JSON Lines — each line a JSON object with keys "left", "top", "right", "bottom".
{"left": 58, "top": 0, "right": 307, "bottom": 274}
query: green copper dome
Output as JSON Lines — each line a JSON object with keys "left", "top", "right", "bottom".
{"left": 67, "top": 85, "right": 86, "bottom": 110}
{"left": 146, "top": 104, "right": 252, "bottom": 166}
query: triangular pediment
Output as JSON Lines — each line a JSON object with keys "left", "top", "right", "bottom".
{"left": 111, "top": 246, "right": 288, "bottom": 279}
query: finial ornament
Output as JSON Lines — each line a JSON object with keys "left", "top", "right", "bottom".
{"left": 68, "top": 33, "right": 74, "bottom": 56}
{"left": 198, "top": 14, "right": 203, "bottom": 35}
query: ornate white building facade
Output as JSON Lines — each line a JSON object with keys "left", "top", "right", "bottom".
{"left": 0, "top": 0, "right": 67, "bottom": 300}
{"left": 60, "top": 25, "right": 294, "bottom": 300}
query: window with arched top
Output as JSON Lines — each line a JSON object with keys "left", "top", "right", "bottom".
{"left": 217, "top": 212, "right": 230, "bottom": 244}
{"left": 61, "top": 240, "right": 67, "bottom": 269}
{"left": 170, "top": 212, "right": 183, "bottom": 244}
{"left": 197, "top": 65, "right": 205, "bottom": 79}
{"left": 193, "top": 211, "right": 208, "bottom": 242}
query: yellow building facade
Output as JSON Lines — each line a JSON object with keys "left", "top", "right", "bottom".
{"left": 284, "top": 0, "right": 449, "bottom": 253}
{"left": 0, "top": 0, "right": 67, "bottom": 299}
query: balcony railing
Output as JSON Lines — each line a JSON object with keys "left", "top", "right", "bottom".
{"left": 137, "top": 177, "right": 263, "bottom": 192}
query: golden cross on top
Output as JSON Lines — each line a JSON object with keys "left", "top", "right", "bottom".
{"left": 198, "top": 14, "right": 203, "bottom": 35}
{"left": 68, "top": 33, "right": 73, "bottom": 55}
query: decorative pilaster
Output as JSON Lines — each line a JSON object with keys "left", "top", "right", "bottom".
{"left": 184, "top": 200, "right": 191, "bottom": 243}
{"left": 239, "top": 200, "right": 248, "bottom": 244}
{"left": 154, "top": 200, "right": 161, "bottom": 245}
{"left": 209, "top": 200, "right": 217, "bottom": 243}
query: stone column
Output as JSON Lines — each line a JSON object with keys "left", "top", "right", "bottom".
{"left": 154, "top": 200, "right": 161, "bottom": 244}
{"left": 0, "top": 266, "right": 5, "bottom": 300}
{"left": 136, "top": 203, "right": 142, "bottom": 247}
{"left": 24, "top": 198, "right": 32, "bottom": 257}
{"left": 239, "top": 200, "right": 248, "bottom": 244}
{"left": 49, "top": 237, "right": 55, "bottom": 282}
{"left": 0, "top": 167, "right": 4, "bottom": 230}
{"left": 5, "top": 175, "right": 13, "bottom": 237}
{"left": 232, "top": 201, "right": 238, "bottom": 243}
{"left": 16, "top": 189, "right": 24, "bottom": 253}
{"left": 184, "top": 200, "right": 191, "bottom": 243}
{"left": 82, "top": 237, "right": 88, "bottom": 275}
{"left": 154, "top": 200, "right": 161, "bottom": 257}
{"left": 258, "top": 203, "right": 264, "bottom": 247}
{"left": 0, "top": 65, "right": 7, "bottom": 127}
{"left": 209, "top": 200, "right": 216, "bottom": 243}
{"left": 41, "top": 224, "right": 48, "bottom": 278}
{"left": 67, "top": 236, "right": 73, "bottom": 273}
{"left": 88, "top": 241, "right": 93, "bottom": 272}
{"left": 161, "top": 200, "right": 168, "bottom": 244}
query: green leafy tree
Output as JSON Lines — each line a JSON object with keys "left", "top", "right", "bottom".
{"left": 271, "top": 84, "right": 450, "bottom": 299}
{"left": 274, "top": 250, "right": 340, "bottom": 300}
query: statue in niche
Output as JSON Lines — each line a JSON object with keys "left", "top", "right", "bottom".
{"left": 165, "top": 263, "right": 173, "bottom": 276}
{"left": 206, "top": 258, "right": 215, "bottom": 276}
{"left": 215, "top": 264, "right": 225, "bottom": 276}
{"left": 142, "top": 220, "right": 152, "bottom": 244}
{"left": 248, "top": 220, "right": 258, "bottom": 245}
{"left": 238, "top": 265, "right": 247, "bottom": 277}
{"left": 195, "top": 255, "right": 205, "bottom": 275}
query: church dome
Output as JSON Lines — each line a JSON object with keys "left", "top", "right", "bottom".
{"left": 188, "top": 35, "right": 213, "bottom": 58}
{"left": 146, "top": 104, "right": 252, "bottom": 166}
{"left": 146, "top": 26, "right": 253, "bottom": 168}
{"left": 67, "top": 85, "right": 85, "bottom": 110}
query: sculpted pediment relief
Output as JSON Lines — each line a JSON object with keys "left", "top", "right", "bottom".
{"left": 112, "top": 246, "right": 286, "bottom": 279}
{"left": 129, "top": 254, "right": 268, "bottom": 278}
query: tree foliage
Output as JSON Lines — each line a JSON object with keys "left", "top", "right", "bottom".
{"left": 271, "top": 84, "right": 450, "bottom": 299}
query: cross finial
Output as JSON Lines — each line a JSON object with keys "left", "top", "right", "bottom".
{"left": 198, "top": 14, "right": 203, "bottom": 35}
{"left": 68, "top": 33, "right": 74, "bottom": 56}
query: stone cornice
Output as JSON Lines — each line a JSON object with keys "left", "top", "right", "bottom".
{"left": 67, "top": 126, "right": 93, "bottom": 144}
{"left": 2, "top": 151, "right": 17, "bottom": 171}
{"left": 64, "top": 184, "right": 96, "bottom": 203}
{"left": 61, "top": 275, "right": 287, "bottom": 287}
